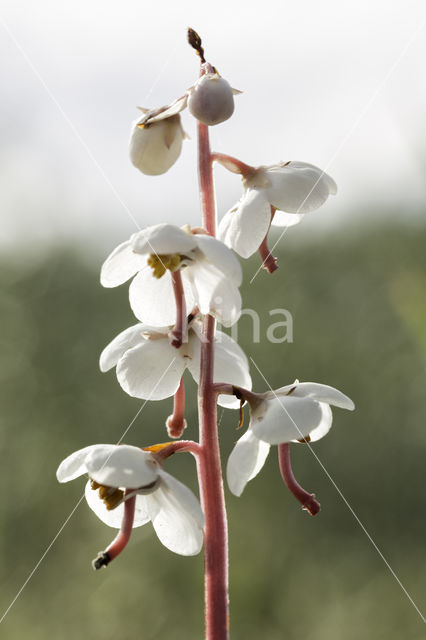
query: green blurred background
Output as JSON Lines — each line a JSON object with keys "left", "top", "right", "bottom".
{"left": 0, "top": 221, "right": 425, "bottom": 639}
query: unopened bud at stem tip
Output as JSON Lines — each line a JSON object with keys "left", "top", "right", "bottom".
{"left": 187, "top": 27, "right": 206, "bottom": 63}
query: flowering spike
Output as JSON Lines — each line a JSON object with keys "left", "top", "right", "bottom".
{"left": 187, "top": 27, "right": 206, "bottom": 63}
{"left": 57, "top": 29, "right": 356, "bottom": 637}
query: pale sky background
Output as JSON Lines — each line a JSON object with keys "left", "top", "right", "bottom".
{"left": 1, "top": 0, "right": 426, "bottom": 254}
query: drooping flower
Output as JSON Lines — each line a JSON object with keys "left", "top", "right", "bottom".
{"left": 217, "top": 159, "right": 337, "bottom": 264}
{"left": 100, "top": 318, "right": 251, "bottom": 409}
{"left": 101, "top": 223, "right": 242, "bottom": 328}
{"left": 57, "top": 443, "right": 205, "bottom": 559}
{"left": 129, "top": 97, "right": 187, "bottom": 175}
{"left": 226, "top": 381, "right": 354, "bottom": 497}
{"left": 187, "top": 65, "right": 241, "bottom": 126}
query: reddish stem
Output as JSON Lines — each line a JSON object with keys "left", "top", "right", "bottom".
{"left": 211, "top": 152, "right": 256, "bottom": 178}
{"left": 258, "top": 208, "right": 278, "bottom": 273}
{"left": 170, "top": 270, "right": 187, "bottom": 348}
{"left": 166, "top": 377, "right": 187, "bottom": 438}
{"left": 278, "top": 444, "right": 320, "bottom": 516}
{"left": 197, "top": 121, "right": 229, "bottom": 640}
{"left": 197, "top": 122, "right": 216, "bottom": 237}
{"left": 212, "top": 383, "right": 259, "bottom": 406}
{"left": 92, "top": 491, "right": 136, "bottom": 569}
{"left": 154, "top": 439, "right": 202, "bottom": 461}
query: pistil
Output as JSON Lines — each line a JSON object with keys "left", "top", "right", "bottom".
{"left": 166, "top": 377, "right": 187, "bottom": 438}
{"left": 92, "top": 491, "right": 136, "bottom": 570}
{"left": 258, "top": 207, "right": 278, "bottom": 273}
{"left": 278, "top": 444, "right": 320, "bottom": 516}
{"left": 170, "top": 270, "right": 187, "bottom": 348}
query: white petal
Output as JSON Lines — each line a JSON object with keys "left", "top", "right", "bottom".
{"left": 85, "top": 444, "right": 159, "bottom": 488}
{"left": 187, "top": 331, "right": 251, "bottom": 408}
{"left": 145, "top": 95, "right": 188, "bottom": 122}
{"left": 116, "top": 338, "right": 187, "bottom": 400}
{"left": 129, "top": 268, "right": 196, "bottom": 326}
{"left": 144, "top": 471, "right": 204, "bottom": 556}
{"left": 129, "top": 118, "right": 184, "bottom": 176}
{"left": 131, "top": 223, "right": 197, "bottom": 256}
{"left": 99, "top": 323, "right": 146, "bottom": 372}
{"left": 194, "top": 234, "right": 242, "bottom": 285}
{"left": 285, "top": 382, "right": 355, "bottom": 410}
{"left": 226, "top": 430, "right": 270, "bottom": 496}
{"left": 56, "top": 445, "right": 97, "bottom": 482}
{"left": 84, "top": 481, "right": 150, "bottom": 528}
{"left": 265, "top": 162, "right": 337, "bottom": 214}
{"left": 251, "top": 396, "right": 323, "bottom": 444}
{"left": 289, "top": 161, "right": 337, "bottom": 195}
{"left": 218, "top": 189, "right": 271, "bottom": 258}
{"left": 100, "top": 239, "right": 146, "bottom": 288}
{"left": 306, "top": 403, "right": 333, "bottom": 442}
{"left": 209, "top": 275, "right": 242, "bottom": 328}
{"left": 271, "top": 211, "right": 305, "bottom": 227}
{"left": 185, "top": 260, "right": 241, "bottom": 327}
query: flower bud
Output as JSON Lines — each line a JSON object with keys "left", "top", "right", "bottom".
{"left": 188, "top": 73, "right": 235, "bottom": 126}
{"left": 129, "top": 113, "right": 185, "bottom": 176}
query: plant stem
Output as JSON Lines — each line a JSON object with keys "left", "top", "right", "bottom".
{"left": 198, "top": 122, "right": 216, "bottom": 237}
{"left": 197, "top": 120, "right": 229, "bottom": 640}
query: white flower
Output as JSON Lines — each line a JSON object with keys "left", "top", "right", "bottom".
{"left": 187, "top": 70, "right": 240, "bottom": 126}
{"left": 226, "top": 381, "right": 354, "bottom": 496}
{"left": 218, "top": 161, "right": 337, "bottom": 258}
{"left": 57, "top": 443, "right": 205, "bottom": 556}
{"left": 100, "top": 319, "right": 251, "bottom": 409}
{"left": 101, "top": 223, "right": 242, "bottom": 327}
{"left": 129, "top": 97, "right": 187, "bottom": 175}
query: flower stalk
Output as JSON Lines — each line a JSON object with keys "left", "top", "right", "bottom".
{"left": 197, "top": 119, "right": 229, "bottom": 639}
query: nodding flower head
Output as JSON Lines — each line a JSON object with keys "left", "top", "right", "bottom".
{"left": 129, "top": 96, "right": 187, "bottom": 175}
{"left": 226, "top": 381, "right": 354, "bottom": 497}
{"left": 188, "top": 65, "right": 240, "bottom": 126}
{"left": 99, "top": 318, "right": 251, "bottom": 408}
{"left": 100, "top": 223, "right": 243, "bottom": 328}
{"left": 57, "top": 443, "right": 205, "bottom": 560}
{"left": 217, "top": 159, "right": 337, "bottom": 265}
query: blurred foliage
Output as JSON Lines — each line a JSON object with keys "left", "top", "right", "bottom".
{"left": 0, "top": 223, "right": 425, "bottom": 639}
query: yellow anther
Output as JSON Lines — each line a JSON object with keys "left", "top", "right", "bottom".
{"left": 297, "top": 435, "right": 311, "bottom": 444}
{"left": 147, "top": 253, "right": 182, "bottom": 279}
{"left": 90, "top": 479, "right": 124, "bottom": 510}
